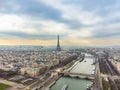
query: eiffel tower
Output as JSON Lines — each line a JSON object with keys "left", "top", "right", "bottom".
{"left": 56, "top": 35, "right": 61, "bottom": 51}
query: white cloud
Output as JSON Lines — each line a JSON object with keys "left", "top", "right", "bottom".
{"left": 40, "top": 0, "right": 102, "bottom": 25}
{"left": 0, "top": 14, "right": 24, "bottom": 31}
{"left": 0, "top": 14, "right": 40, "bottom": 36}
{"left": 1, "top": 0, "right": 120, "bottom": 42}
{"left": 0, "top": 13, "right": 97, "bottom": 39}
{"left": 36, "top": 19, "right": 69, "bottom": 34}
{"left": 0, "top": 13, "right": 71, "bottom": 37}
{"left": 39, "top": 0, "right": 120, "bottom": 39}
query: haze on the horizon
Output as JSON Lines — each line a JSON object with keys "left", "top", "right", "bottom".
{"left": 0, "top": 0, "right": 120, "bottom": 46}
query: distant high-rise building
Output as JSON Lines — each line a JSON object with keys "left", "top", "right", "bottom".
{"left": 56, "top": 35, "right": 61, "bottom": 51}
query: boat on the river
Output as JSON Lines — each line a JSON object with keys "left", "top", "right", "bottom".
{"left": 86, "top": 85, "right": 91, "bottom": 90}
{"left": 61, "top": 84, "right": 68, "bottom": 90}
{"left": 86, "top": 83, "right": 92, "bottom": 90}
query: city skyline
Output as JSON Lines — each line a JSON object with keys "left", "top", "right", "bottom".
{"left": 0, "top": 0, "right": 120, "bottom": 46}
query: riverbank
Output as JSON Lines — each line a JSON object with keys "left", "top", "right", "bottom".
{"left": 50, "top": 53, "right": 95, "bottom": 90}
{"left": 67, "top": 60, "right": 79, "bottom": 72}
{"left": 46, "top": 60, "right": 79, "bottom": 90}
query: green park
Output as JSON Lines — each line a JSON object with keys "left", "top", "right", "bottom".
{"left": 0, "top": 83, "right": 10, "bottom": 90}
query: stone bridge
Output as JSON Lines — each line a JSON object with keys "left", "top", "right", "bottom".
{"left": 58, "top": 71, "right": 94, "bottom": 80}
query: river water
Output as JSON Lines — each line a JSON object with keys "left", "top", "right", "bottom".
{"left": 70, "top": 53, "right": 95, "bottom": 74}
{"left": 50, "top": 53, "right": 95, "bottom": 90}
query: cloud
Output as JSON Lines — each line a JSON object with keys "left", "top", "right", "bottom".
{"left": 0, "top": 14, "right": 24, "bottom": 31}
{"left": 0, "top": 0, "right": 63, "bottom": 22}
{"left": 0, "top": 0, "right": 120, "bottom": 46}
{"left": 40, "top": 0, "right": 103, "bottom": 25}
{"left": 0, "top": 13, "right": 71, "bottom": 39}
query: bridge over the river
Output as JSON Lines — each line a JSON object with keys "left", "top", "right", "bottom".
{"left": 58, "top": 71, "right": 94, "bottom": 80}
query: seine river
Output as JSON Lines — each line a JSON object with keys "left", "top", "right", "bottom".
{"left": 50, "top": 53, "right": 95, "bottom": 90}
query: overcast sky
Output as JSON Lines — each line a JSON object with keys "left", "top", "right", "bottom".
{"left": 0, "top": 0, "right": 120, "bottom": 46}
